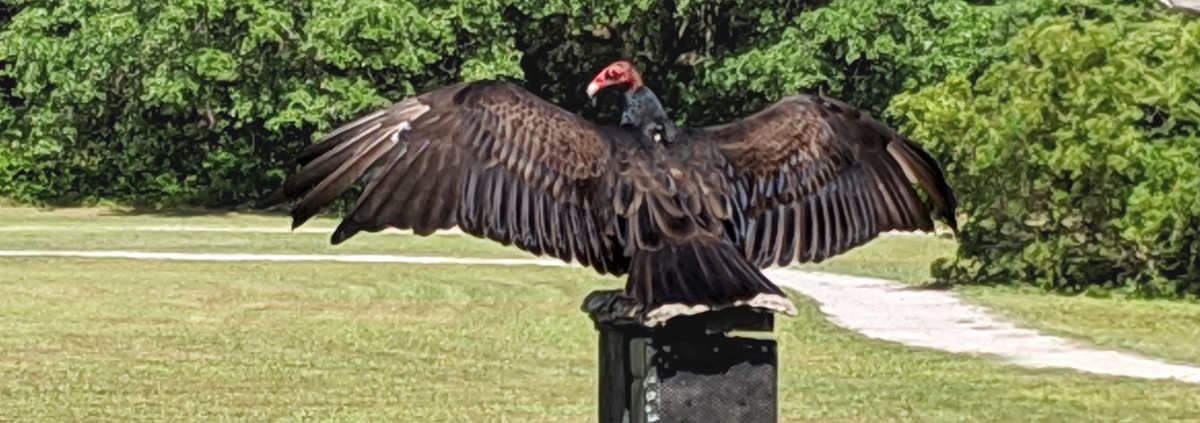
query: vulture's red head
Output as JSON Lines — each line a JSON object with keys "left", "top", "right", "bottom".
{"left": 587, "top": 60, "right": 644, "bottom": 97}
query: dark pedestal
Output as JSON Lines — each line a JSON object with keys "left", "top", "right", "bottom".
{"left": 583, "top": 290, "right": 778, "bottom": 423}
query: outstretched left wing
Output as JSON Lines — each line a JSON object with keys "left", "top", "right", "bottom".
{"left": 700, "top": 94, "right": 957, "bottom": 267}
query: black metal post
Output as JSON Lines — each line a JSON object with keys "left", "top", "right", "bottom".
{"left": 583, "top": 291, "right": 778, "bottom": 423}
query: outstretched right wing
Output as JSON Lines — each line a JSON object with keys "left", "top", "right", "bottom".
{"left": 260, "top": 81, "right": 631, "bottom": 274}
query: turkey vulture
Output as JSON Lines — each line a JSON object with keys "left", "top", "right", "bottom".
{"left": 260, "top": 60, "right": 957, "bottom": 325}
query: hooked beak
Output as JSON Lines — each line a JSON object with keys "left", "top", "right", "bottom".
{"left": 586, "top": 81, "right": 602, "bottom": 98}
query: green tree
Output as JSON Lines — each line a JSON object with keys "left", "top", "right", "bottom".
{"left": 696, "top": 0, "right": 1007, "bottom": 120}
{"left": 890, "top": 2, "right": 1200, "bottom": 296}
{"left": 0, "top": 0, "right": 1030, "bottom": 206}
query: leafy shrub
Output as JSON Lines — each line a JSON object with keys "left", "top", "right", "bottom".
{"left": 697, "top": 0, "right": 1012, "bottom": 119}
{"left": 890, "top": 3, "right": 1200, "bottom": 296}
{"left": 0, "top": 0, "right": 1023, "bottom": 206}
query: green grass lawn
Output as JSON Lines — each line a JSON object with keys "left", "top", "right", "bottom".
{"left": 0, "top": 205, "right": 330, "bottom": 228}
{"left": 796, "top": 234, "right": 958, "bottom": 285}
{"left": 5, "top": 206, "right": 1200, "bottom": 365}
{"left": 0, "top": 227, "right": 531, "bottom": 258}
{"left": 0, "top": 206, "right": 531, "bottom": 258}
{"left": 3, "top": 258, "right": 1200, "bottom": 423}
{"left": 4, "top": 207, "right": 1200, "bottom": 421}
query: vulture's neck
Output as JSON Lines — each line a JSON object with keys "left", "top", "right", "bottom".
{"left": 622, "top": 87, "right": 677, "bottom": 144}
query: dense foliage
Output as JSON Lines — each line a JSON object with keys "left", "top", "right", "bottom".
{"left": 3, "top": 0, "right": 1199, "bottom": 295}
{"left": 891, "top": 2, "right": 1200, "bottom": 296}
{"left": 0, "top": 0, "right": 1041, "bottom": 205}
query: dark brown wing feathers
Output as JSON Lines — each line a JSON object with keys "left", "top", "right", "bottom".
{"left": 264, "top": 76, "right": 953, "bottom": 290}
{"left": 259, "top": 81, "right": 629, "bottom": 274}
{"left": 705, "top": 94, "right": 956, "bottom": 267}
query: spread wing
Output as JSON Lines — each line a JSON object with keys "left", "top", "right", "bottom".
{"left": 260, "top": 81, "right": 630, "bottom": 274}
{"left": 702, "top": 94, "right": 957, "bottom": 267}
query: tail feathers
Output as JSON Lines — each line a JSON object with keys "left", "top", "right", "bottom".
{"left": 627, "top": 238, "right": 791, "bottom": 324}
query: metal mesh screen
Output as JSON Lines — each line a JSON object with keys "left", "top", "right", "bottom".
{"left": 632, "top": 337, "right": 777, "bottom": 423}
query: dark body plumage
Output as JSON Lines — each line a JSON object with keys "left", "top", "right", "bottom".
{"left": 261, "top": 67, "right": 957, "bottom": 315}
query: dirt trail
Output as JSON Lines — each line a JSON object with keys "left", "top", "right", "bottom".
{"left": 765, "top": 269, "right": 1200, "bottom": 384}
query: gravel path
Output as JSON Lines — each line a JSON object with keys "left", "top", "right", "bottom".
{"left": 765, "top": 269, "right": 1200, "bottom": 384}
{"left": 5, "top": 248, "right": 1200, "bottom": 384}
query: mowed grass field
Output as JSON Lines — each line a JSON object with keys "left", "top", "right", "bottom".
{"left": 3, "top": 207, "right": 1200, "bottom": 422}
{"left": 0, "top": 207, "right": 528, "bottom": 258}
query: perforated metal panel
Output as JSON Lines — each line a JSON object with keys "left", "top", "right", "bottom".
{"left": 592, "top": 306, "right": 777, "bottom": 423}
{"left": 630, "top": 337, "right": 776, "bottom": 423}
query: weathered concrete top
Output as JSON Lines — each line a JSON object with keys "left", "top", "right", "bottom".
{"left": 581, "top": 290, "right": 783, "bottom": 335}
